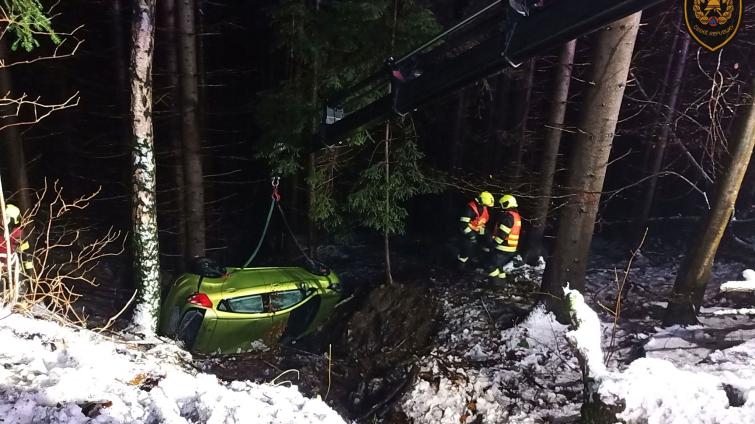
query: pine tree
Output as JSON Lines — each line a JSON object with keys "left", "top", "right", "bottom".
{"left": 2, "top": 0, "right": 60, "bottom": 51}
{"left": 524, "top": 40, "right": 576, "bottom": 264}
{"left": 541, "top": 13, "right": 642, "bottom": 313}
{"left": 257, "top": 0, "right": 440, "bottom": 253}
{"left": 663, "top": 76, "right": 755, "bottom": 326}
{"left": 176, "top": 0, "right": 206, "bottom": 259}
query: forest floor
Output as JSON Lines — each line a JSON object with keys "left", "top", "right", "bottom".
{"left": 35, "top": 230, "right": 755, "bottom": 423}
{"left": 196, "top": 233, "right": 755, "bottom": 423}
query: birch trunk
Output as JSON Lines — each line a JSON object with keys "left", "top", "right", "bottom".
{"left": 176, "top": 0, "right": 206, "bottom": 258}
{"left": 542, "top": 13, "right": 642, "bottom": 307}
{"left": 130, "top": 0, "right": 161, "bottom": 333}
{"left": 664, "top": 77, "right": 755, "bottom": 326}
{"left": 524, "top": 40, "right": 576, "bottom": 264}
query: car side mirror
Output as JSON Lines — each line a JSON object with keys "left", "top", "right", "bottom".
{"left": 189, "top": 257, "right": 226, "bottom": 278}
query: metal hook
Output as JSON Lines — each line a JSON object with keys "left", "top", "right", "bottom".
{"left": 271, "top": 176, "right": 281, "bottom": 201}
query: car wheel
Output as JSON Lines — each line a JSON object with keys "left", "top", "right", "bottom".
{"left": 176, "top": 309, "right": 205, "bottom": 350}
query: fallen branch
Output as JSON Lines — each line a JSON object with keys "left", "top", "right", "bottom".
{"left": 94, "top": 289, "right": 137, "bottom": 333}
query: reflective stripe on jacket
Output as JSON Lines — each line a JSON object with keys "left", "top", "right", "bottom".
{"left": 493, "top": 210, "right": 521, "bottom": 252}
{"left": 460, "top": 200, "right": 489, "bottom": 235}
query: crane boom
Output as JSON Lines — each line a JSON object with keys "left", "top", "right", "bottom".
{"left": 320, "top": 0, "right": 666, "bottom": 144}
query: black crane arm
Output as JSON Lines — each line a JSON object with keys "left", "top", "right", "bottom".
{"left": 320, "top": 0, "right": 666, "bottom": 144}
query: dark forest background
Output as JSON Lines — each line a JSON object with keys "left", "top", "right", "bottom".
{"left": 2, "top": 0, "right": 754, "bottom": 280}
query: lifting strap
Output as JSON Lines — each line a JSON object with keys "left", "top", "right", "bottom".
{"left": 241, "top": 177, "right": 280, "bottom": 268}
{"left": 242, "top": 177, "right": 326, "bottom": 274}
{"left": 276, "top": 202, "right": 318, "bottom": 270}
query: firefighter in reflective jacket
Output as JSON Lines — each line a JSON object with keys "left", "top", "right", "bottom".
{"left": 486, "top": 194, "right": 521, "bottom": 281}
{"left": 1, "top": 204, "right": 31, "bottom": 271}
{"left": 457, "top": 191, "right": 495, "bottom": 265}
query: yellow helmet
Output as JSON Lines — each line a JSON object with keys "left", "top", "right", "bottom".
{"left": 4, "top": 204, "right": 20, "bottom": 225}
{"left": 479, "top": 191, "right": 494, "bottom": 207}
{"left": 499, "top": 194, "right": 518, "bottom": 209}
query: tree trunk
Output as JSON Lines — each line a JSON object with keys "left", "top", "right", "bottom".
{"left": 487, "top": 73, "right": 511, "bottom": 174}
{"left": 176, "top": 0, "right": 206, "bottom": 258}
{"left": 635, "top": 30, "right": 691, "bottom": 241}
{"left": 0, "top": 40, "right": 31, "bottom": 212}
{"left": 511, "top": 58, "right": 535, "bottom": 182}
{"left": 112, "top": 0, "right": 131, "bottom": 185}
{"left": 524, "top": 40, "right": 576, "bottom": 264}
{"left": 112, "top": 0, "right": 129, "bottom": 102}
{"left": 130, "top": 0, "right": 161, "bottom": 333}
{"left": 663, "top": 77, "right": 755, "bottom": 326}
{"left": 735, "top": 150, "right": 755, "bottom": 218}
{"left": 449, "top": 88, "right": 468, "bottom": 170}
{"left": 384, "top": 121, "right": 394, "bottom": 286}
{"left": 637, "top": 13, "right": 680, "bottom": 176}
{"left": 541, "top": 13, "right": 642, "bottom": 309}
{"left": 158, "top": 0, "right": 187, "bottom": 267}
{"left": 307, "top": 49, "right": 320, "bottom": 254}
{"left": 307, "top": 151, "right": 316, "bottom": 253}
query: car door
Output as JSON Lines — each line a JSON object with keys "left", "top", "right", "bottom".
{"left": 210, "top": 293, "right": 275, "bottom": 353}
{"left": 270, "top": 284, "right": 321, "bottom": 340}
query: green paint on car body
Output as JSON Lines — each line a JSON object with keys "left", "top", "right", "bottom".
{"left": 158, "top": 266, "right": 342, "bottom": 354}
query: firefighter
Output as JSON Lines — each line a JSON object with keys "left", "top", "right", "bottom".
{"left": 457, "top": 191, "right": 495, "bottom": 267}
{"left": 1, "top": 204, "right": 21, "bottom": 248}
{"left": 486, "top": 194, "right": 521, "bottom": 282}
{"left": 0, "top": 203, "right": 31, "bottom": 271}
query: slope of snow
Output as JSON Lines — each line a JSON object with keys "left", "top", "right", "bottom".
{"left": 0, "top": 313, "right": 346, "bottom": 424}
{"left": 598, "top": 334, "right": 755, "bottom": 423}
{"left": 402, "top": 260, "right": 583, "bottom": 424}
{"left": 402, "top": 253, "right": 755, "bottom": 424}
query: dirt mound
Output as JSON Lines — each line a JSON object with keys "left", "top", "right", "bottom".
{"left": 315, "top": 283, "right": 438, "bottom": 422}
{"left": 344, "top": 284, "right": 438, "bottom": 373}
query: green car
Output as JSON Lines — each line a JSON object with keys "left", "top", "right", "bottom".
{"left": 159, "top": 259, "right": 343, "bottom": 354}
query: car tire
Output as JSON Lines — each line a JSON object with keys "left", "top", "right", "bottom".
{"left": 176, "top": 309, "right": 205, "bottom": 350}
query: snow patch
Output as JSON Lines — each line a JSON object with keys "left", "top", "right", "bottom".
{"left": 403, "top": 301, "right": 579, "bottom": 423}
{"left": 0, "top": 313, "right": 345, "bottom": 424}
{"left": 721, "top": 269, "right": 755, "bottom": 293}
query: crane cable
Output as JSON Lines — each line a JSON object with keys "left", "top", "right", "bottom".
{"left": 241, "top": 176, "right": 280, "bottom": 268}
{"left": 241, "top": 177, "right": 327, "bottom": 275}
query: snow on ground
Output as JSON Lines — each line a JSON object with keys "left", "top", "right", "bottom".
{"left": 402, "top": 251, "right": 755, "bottom": 423}
{"left": 402, "top": 259, "right": 585, "bottom": 424}
{"left": 0, "top": 311, "right": 345, "bottom": 424}
{"left": 599, "top": 339, "right": 755, "bottom": 424}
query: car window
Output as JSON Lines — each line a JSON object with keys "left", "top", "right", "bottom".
{"left": 270, "top": 289, "right": 305, "bottom": 311}
{"left": 220, "top": 294, "right": 264, "bottom": 314}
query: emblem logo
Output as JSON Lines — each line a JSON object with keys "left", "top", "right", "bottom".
{"left": 684, "top": 0, "right": 742, "bottom": 51}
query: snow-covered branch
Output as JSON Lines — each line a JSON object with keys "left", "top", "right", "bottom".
{"left": 720, "top": 269, "right": 755, "bottom": 293}
{"left": 563, "top": 286, "right": 606, "bottom": 378}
